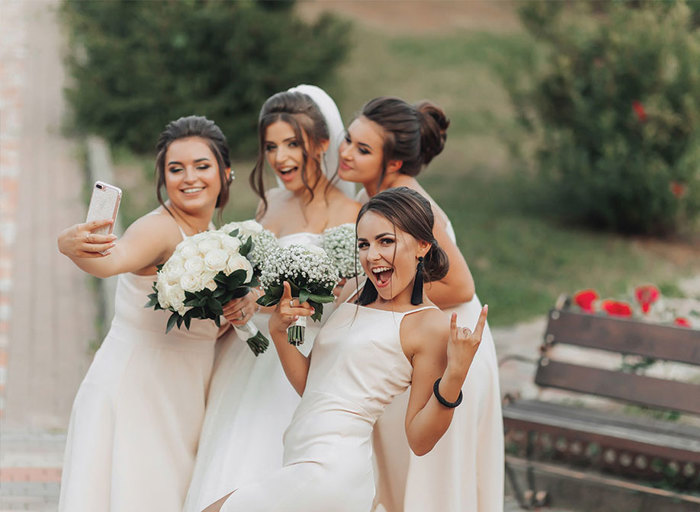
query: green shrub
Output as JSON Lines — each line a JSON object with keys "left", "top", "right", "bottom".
{"left": 509, "top": 0, "right": 700, "bottom": 235}
{"left": 61, "top": 0, "right": 351, "bottom": 155}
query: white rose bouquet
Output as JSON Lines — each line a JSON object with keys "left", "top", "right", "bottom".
{"left": 218, "top": 220, "right": 280, "bottom": 273}
{"left": 257, "top": 244, "right": 338, "bottom": 345}
{"left": 322, "top": 223, "right": 363, "bottom": 279}
{"left": 145, "top": 229, "right": 269, "bottom": 355}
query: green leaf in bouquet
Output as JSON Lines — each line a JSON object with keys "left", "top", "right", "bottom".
{"left": 308, "top": 300, "right": 324, "bottom": 323}
{"left": 307, "top": 293, "right": 335, "bottom": 304}
{"left": 226, "top": 228, "right": 240, "bottom": 238}
{"left": 227, "top": 269, "right": 248, "bottom": 288}
{"left": 288, "top": 280, "right": 301, "bottom": 295}
{"left": 214, "top": 315, "right": 221, "bottom": 327}
{"left": 239, "top": 235, "right": 253, "bottom": 257}
{"left": 299, "top": 289, "right": 310, "bottom": 304}
{"left": 207, "top": 297, "right": 224, "bottom": 316}
{"left": 176, "top": 316, "right": 183, "bottom": 329}
{"left": 166, "top": 312, "right": 180, "bottom": 333}
{"left": 257, "top": 284, "right": 283, "bottom": 306}
{"left": 183, "top": 309, "right": 193, "bottom": 330}
{"left": 145, "top": 291, "right": 159, "bottom": 309}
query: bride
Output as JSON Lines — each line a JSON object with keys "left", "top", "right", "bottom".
{"left": 183, "top": 85, "right": 359, "bottom": 511}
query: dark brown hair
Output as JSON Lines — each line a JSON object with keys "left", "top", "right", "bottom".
{"left": 250, "top": 91, "right": 330, "bottom": 215}
{"left": 360, "top": 97, "right": 449, "bottom": 189}
{"left": 154, "top": 115, "right": 231, "bottom": 220}
{"left": 355, "top": 186, "right": 449, "bottom": 305}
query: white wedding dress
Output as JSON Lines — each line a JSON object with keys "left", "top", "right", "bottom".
{"left": 372, "top": 219, "right": 504, "bottom": 512}
{"left": 220, "top": 302, "right": 439, "bottom": 512}
{"left": 59, "top": 263, "right": 219, "bottom": 511}
{"left": 184, "top": 232, "right": 335, "bottom": 512}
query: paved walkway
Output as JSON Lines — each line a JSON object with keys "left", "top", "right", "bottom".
{"left": 1, "top": 1, "right": 95, "bottom": 510}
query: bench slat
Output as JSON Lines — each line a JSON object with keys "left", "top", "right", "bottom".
{"left": 546, "top": 310, "right": 700, "bottom": 365}
{"left": 504, "top": 400, "right": 700, "bottom": 463}
{"left": 535, "top": 359, "right": 700, "bottom": 415}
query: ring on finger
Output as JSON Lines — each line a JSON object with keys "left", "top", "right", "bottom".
{"left": 289, "top": 299, "right": 295, "bottom": 308}
{"left": 85, "top": 233, "right": 91, "bottom": 242}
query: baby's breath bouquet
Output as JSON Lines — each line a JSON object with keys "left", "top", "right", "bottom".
{"left": 322, "top": 223, "right": 363, "bottom": 279}
{"left": 257, "top": 244, "right": 337, "bottom": 345}
{"left": 145, "top": 229, "right": 269, "bottom": 355}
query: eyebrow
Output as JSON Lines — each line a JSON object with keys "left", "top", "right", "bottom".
{"left": 167, "top": 157, "right": 211, "bottom": 166}
{"left": 357, "top": 232, "right": 394, "bottom": 242}
{"left": 358, "top": 141, "right": 372, "bottom": 151}
{"left": 265, "top": 137, "right": 297, "bottom": 144}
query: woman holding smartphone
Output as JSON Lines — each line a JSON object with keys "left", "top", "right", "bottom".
{"left": 56, "top": 116, "right": 237, "bottom": 512}
{"left": 338, "top": 97, "right": 504, "bottom": 512}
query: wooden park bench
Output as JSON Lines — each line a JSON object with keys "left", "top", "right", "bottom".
{"left": 501, "top": 303, "right": 700, "bottom": 511}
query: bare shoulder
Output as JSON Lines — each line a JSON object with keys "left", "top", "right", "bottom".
{"left": 400, "top": 306, "right": 450, "bottom": 357}
{"left": 124, "top": 210, "right": 182, "bottom": 248}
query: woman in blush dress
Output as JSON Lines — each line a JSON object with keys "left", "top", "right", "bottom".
{"left": 184, "top": 85, "right": 360, "bottom": 512}
{"left": 56, "top": 116, "right": 233, "bottom": 511}
{"left": 338, "top": 97, "right": 504, "bottom": 512}
{"left": 204, "top": 186, "right": 488, "bottom": 512}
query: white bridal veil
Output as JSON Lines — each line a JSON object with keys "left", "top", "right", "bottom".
{"left": 287, "top": 84, "right": 356, "bottom": 199}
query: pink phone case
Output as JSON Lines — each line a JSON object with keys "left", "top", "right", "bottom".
{"left": 86, "top": 181, "right": 122, "bottom": 235}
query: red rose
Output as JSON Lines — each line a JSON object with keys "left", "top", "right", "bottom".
{"left": 674, "top": 317, "right": 691, "bottom": 328}
{"left": 602, "top": 300, "right": 633, "bottom": 317}
{"left": 573, "top": 289, "right": 598, "bottom": 313}
{"left": 632, "top": 100, "right": 647, "bottom": 122}
{"left": 634, "top": 285, "right": 660, "bottom": 314}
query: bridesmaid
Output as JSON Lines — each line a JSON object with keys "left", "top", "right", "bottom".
{"left": 184, "top": 85, "right": 360, "bottom": 512}
{"left": 203, "top": 187, "right": 488, "bottom": 512}
{"left": 56, "top": 116, "right": 233, "bottom": 511}
{"left": 338, "top": 97, "right": 504, "bottom": 512}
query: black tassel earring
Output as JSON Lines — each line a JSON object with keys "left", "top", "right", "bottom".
{"left": 357, "top": 278, "right": 378, "bottom": 306}
{"left": 411, "top": 256, "right": 424, "bottom": 305}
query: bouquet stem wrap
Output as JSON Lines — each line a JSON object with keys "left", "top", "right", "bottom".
{"left": 288, "top": 315, "right": 306, "bottom": 346}
{"left": 233, "top": 320, "right": 269, "bottom": 355}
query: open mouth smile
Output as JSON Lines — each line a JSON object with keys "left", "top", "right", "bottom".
{"left": 371, "top": 266, "right": 394, "bottom": 288}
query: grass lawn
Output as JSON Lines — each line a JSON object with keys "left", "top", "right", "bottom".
{"left": 111, "top": 13, "right": 700, "bottom": 327}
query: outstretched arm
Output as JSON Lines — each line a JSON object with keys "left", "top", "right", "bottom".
{"left": 403, "top": 306, "right": 487, "bottom": 455}
{"left": 268, "top": 281, "right": 315, "bottom": 396}
{"left": 57, "top": 213, "right": 182, "bottom": 278}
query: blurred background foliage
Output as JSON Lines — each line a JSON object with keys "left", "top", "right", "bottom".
{"left": 61, "top": 0, "right": 350, "bottom": 154}
{"left": 508, "top": 0, "right": 700, "bottom": 235}
{"left": 60, "top": 0, "right": 700, "bottom": 326}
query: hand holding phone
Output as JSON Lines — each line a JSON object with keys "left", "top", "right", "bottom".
{"left": 57, "top": 181, "right": 121, "bottom": 259}
{"left": 86, "top": 181, "right": 122, "bottom": 235}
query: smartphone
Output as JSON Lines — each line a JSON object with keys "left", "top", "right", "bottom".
{"left": 86, "top": 181, "right": 122, "bottom": 235}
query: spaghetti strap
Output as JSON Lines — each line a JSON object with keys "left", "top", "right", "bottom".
{"left": 402, "top": 305, "right": 439, "bottom": 316}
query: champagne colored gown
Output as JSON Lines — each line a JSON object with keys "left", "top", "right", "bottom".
{"left": 184, "top": 232, "right": 334, "bottom": 512}
{"left": 220, "top": 303, "right": 438, "bottom": 512}
{"left": 58, "top": 230, "right": 219, "bottom": 511}
{"left": 372, "top": 219, "right": 504, "bottom": 512}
